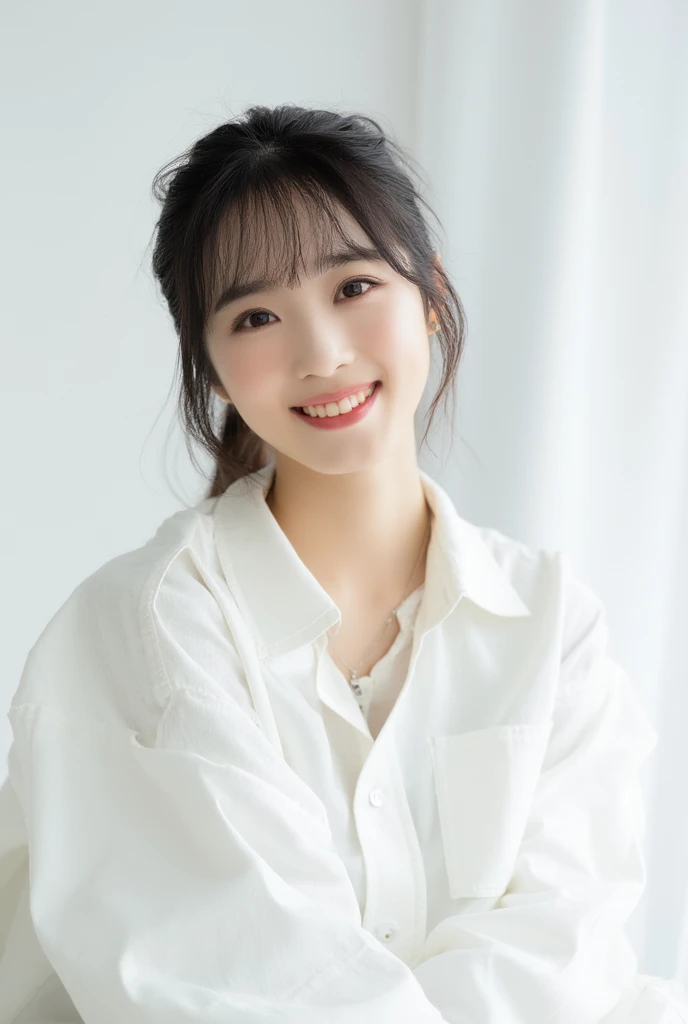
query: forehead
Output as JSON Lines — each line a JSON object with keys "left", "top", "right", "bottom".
{"left": 204, "top": 189, "right": 385, "bottom": 317}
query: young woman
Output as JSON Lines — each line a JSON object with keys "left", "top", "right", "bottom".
{"left": 1, "top": 103, "right": 687, "bottom": 1023}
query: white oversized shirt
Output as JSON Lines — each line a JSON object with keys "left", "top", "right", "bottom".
{"left": 1, "top": 460, "right": 688, "bottom": 1023}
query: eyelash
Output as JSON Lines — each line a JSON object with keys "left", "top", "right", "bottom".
{"left": 229, "top": 277, "right": 382, "bottom": 333}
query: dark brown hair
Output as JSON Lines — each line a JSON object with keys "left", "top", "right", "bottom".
{"left": 147, "top": 103, "right": 467, "bottom": 498}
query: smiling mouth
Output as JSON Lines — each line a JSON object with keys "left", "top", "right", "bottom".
{"left": 291, "top": 381, "right": 380, "bottom": 417}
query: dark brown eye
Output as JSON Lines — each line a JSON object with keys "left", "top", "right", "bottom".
{"left": 231, "top": 277, "right": 379, "bottom": 333}
{"left": 339, "top": 279, "right": 375, "bottom": 299}
{"left": 232, "top": 310, "right": 277, "bottom": 332}
{"left": 244, "top": 312, "right": 273, "bottom": 329}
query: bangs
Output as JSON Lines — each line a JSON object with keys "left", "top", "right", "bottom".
{"left": 199, "top": 177, "right": 413, "bottom": 326}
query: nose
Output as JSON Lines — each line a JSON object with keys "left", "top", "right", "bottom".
{"left": 290, "top": 315, "right": 357, "bottom": 382}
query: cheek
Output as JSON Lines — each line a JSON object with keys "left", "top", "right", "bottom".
{"left": 370, "top": 299, "right": 429, "bottom": 369}
{"left": 223, "top": 345, "right": 284, "bottom": 401}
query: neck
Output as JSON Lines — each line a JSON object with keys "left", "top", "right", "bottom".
{"left": 265, "top": 452, "right": 431, "bottom": 606}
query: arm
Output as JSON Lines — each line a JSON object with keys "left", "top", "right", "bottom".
{"left": 411, "top": 598, "right": 659, "bottom": 1023}
{"left": 6, "top": 551, "right": 449, "bottom": 1024}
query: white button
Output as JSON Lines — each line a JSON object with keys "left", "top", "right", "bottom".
{"left": 375, "top": 921, "right": 399, "bottom": 942}
{"left": 369, "top": 788, "right": 385, "bottom": 807}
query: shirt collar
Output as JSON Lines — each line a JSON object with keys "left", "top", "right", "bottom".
{"left": 213, "top": 460, "right": 531, "bottom": 661}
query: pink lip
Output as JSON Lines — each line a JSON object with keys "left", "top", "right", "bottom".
{"left": 291, "top": 381, "right": 377, "bottom": 408}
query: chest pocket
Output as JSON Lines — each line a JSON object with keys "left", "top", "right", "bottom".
{"left": 429, "top": 721, "right": 554, "bottom": 899}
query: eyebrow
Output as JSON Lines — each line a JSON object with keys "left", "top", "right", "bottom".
{"left": 212, "top": 242, "right": 385, "bottom": 315}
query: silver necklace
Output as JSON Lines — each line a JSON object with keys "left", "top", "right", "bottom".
{"left": 326, "top": 517, "right": 431, "bottom": 704}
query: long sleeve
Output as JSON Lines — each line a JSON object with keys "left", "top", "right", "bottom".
{"left": 7, "top": 701, "right": 453, "bottom": 1024}
{"left": 5, "top": 555, "right": 449, "bottom": 1024}
{"left": 411, "top": 603, "right": 662, "bottom": 1023}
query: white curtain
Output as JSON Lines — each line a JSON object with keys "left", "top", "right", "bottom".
{"left": 414, "top": 0, "right": 688, "bottom": 983}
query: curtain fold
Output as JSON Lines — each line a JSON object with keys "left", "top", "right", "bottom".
{"left": 415, "top": 0, "right": 688, "bottom": 984}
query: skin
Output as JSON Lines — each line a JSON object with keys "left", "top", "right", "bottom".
{"left": 205, "top": 199, "right": 443, "bottom": 622}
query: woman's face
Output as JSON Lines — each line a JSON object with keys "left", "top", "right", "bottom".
{"left": 204, "top": 201, "right": 435, "bottom": 477}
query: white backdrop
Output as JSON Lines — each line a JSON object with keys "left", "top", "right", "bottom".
{"left": 1, "top": 0, "right": 686, "bottom": 986}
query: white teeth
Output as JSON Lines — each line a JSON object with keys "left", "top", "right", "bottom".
{"left": 299, "top": 383, "right": 376, "bottom": 418}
